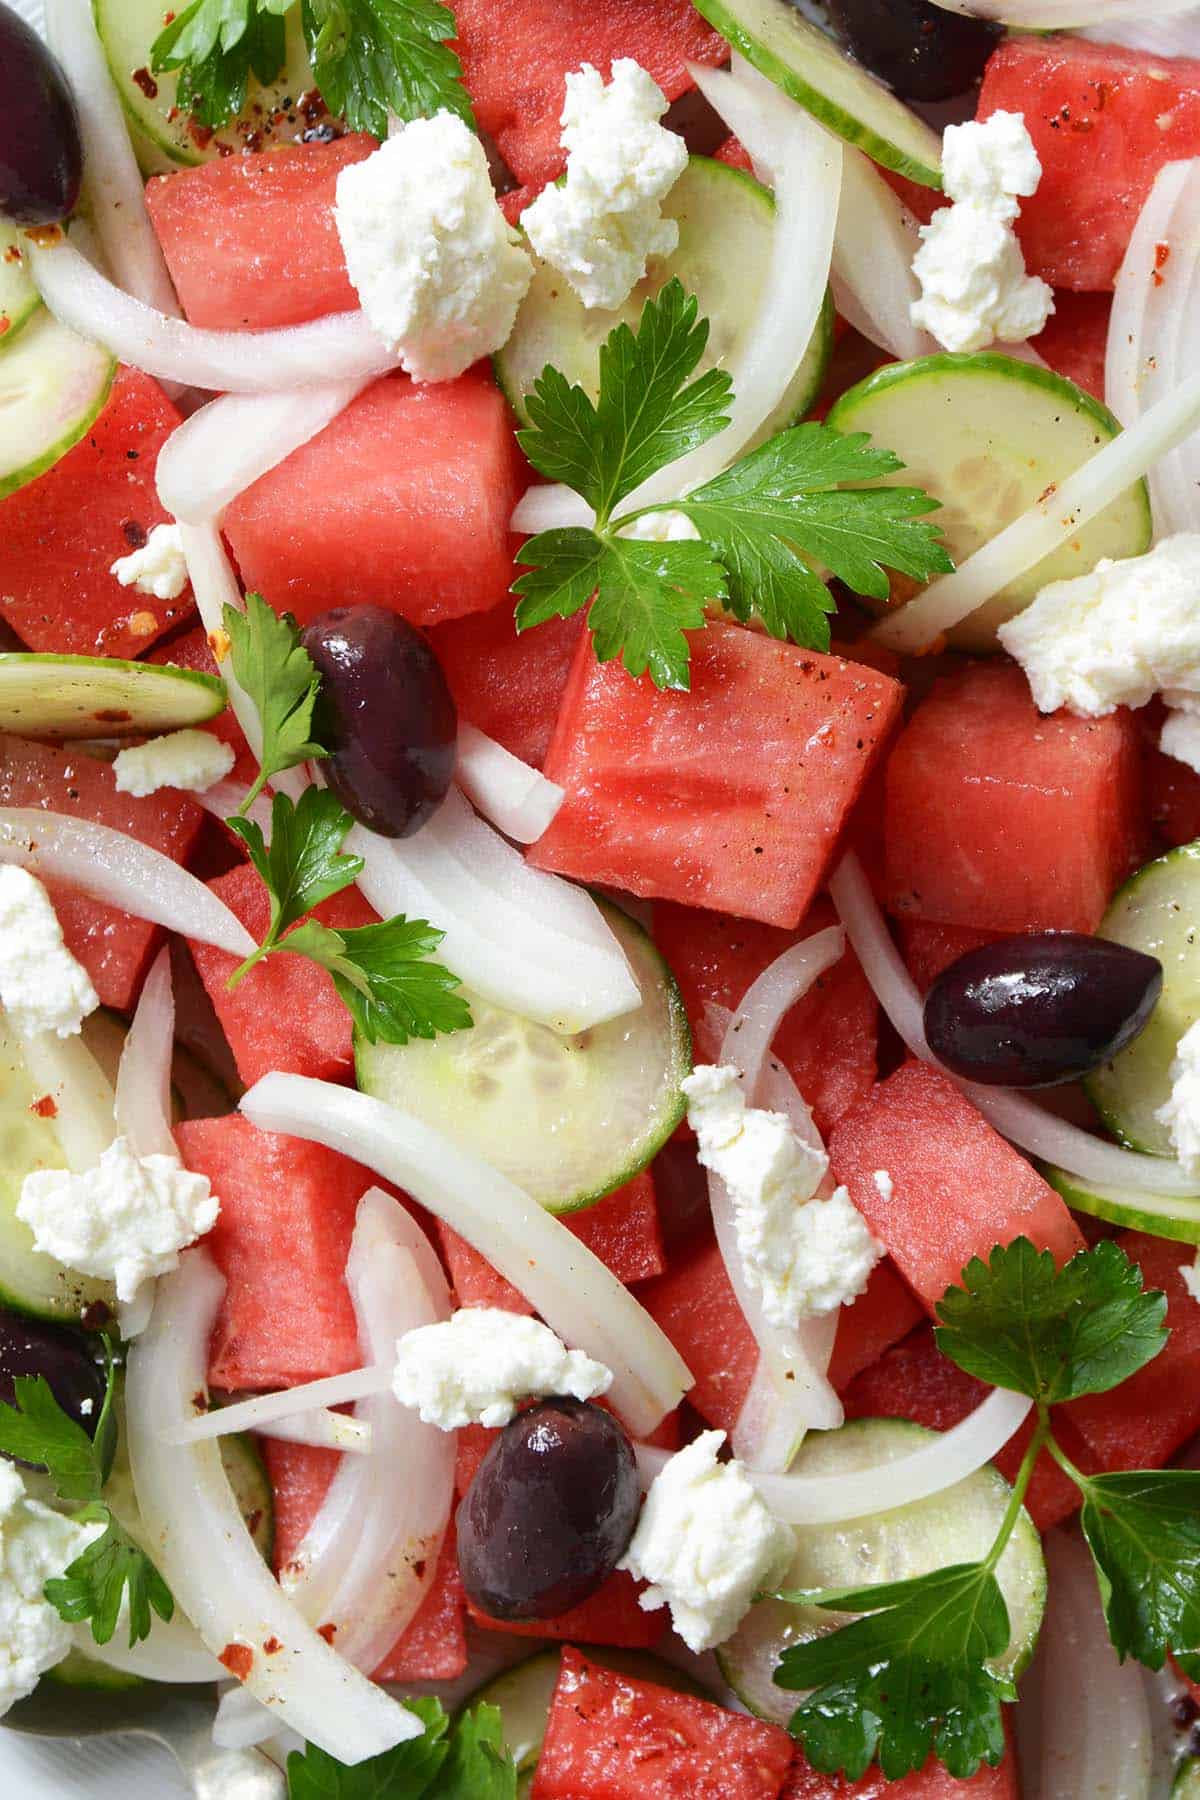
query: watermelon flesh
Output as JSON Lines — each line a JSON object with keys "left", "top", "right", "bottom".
{"left": 898, "top": 921, "right": 1003, "bottom": 993}
{"left": 1031, "top": 290, "right": 1111, "bottom": 405}
{"left": 783, "top": 1736, "right": 1019, "bottom": 1798}
{"left": 466, "top": 1568, "right": 667, "bottom": 1648}
{"left": 426, "top": 603, "right": 585, "bottom": 769}
{"left": 223, "top": 369, "right": 526, "bottom": 630}
{"left": 0, "top": 368, "right": 193, "bottom": 658}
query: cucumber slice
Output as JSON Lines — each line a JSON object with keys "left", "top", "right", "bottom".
{"left": 0, "top": 655, "right": 226, "bottom": 740}
{"left": 1176, "top": 1759, "right": 1200, "bottom": 1798}
{"left": 717, "top": 1417, "right": 1046, "bottom": 1725}
{"left": 825, "top": 353, "right": 1153, "bottom": 652}
{"left": 0, "top": 309, "right": 116, "bottom": 503}
{"left": 42, "top": 1648, "right": 145, "bottom": 1692}
{"left": 1085, "top": 844, "right": 1200, "bottom": 1157}
{"left": 693, "top": 0, "right": 943, "bottom": 187}
{"left": 496, "top": 156, "right": 834, "bottom": 439}
{"left": 1044, "top": 1164, "right": 1200, "bottom": 1246}
{"left": 355, "top": 901, "right": 691, "bottom": 1214}
{"left": 0, "top": 223, "right": 41, "bottom": 351}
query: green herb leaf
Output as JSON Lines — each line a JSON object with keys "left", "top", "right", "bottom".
{"left": 227, "top": 787, "right": 363, "bottom": 947}
{"left": 223, "top": 592, "right": 328, "bottom": 811}
{"left": 935, "top": 1237, "right": 1169, "bottom": 1404}
{"left": 1077, "top": 1469, "right": 1200, "bottom": 1678}
{"left": 302, "top": 0, "right": 472, "bottom": 136}
{"left": 286, "top": 1699, "right": 515, "bottom": 1797}
{"left": 45, "top": 1507, "right": 175, "bottom": 1647}
{"left": 0, "top": 1374, "right": 101, "bottom": 1503}
{"left": 436, "top": 1701, "right": 518, "bottom": 1798}
{"left": 151, "top": 0, "right": 288, "bottom": 128}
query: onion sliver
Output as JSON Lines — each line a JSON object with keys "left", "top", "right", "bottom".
{"left": 28, "top": 235, "right": 398, "bottom": 394}
{"left": 70, "top": 1614, "right": 222, "bottom": 1686}
{"left": 194, "top": 782, "right": 274, "bottom": 839}
{"left": 720, "top": 926, "right": 846, "bottom": 1101}
{"left": 22, "top": 1030, "right": 115, "bottom": 1174}
{"left": 239, "top": 1074, "right": 693, "bottom": 1437}
{"left": 158, "top": 382, "right": 369, "bottom": 525}
{"left": 177, "top": 524, "right": 263, "bottom": 763}
{"left": 927, "top": 0, "right": 1195, "bottom": 19}
{"left": 125, "top": 1251, "right": 424, "bottom": 1761}
{"left": 455, "top": 724, "right": 565, "bottom": 844}
{"left": 115, "top": 948, "right": 175, "bottom": 1160}
{"left": 1081, "top": 13, "right": 1200, "bottom": 54}
{"left": 832, "top": 148, "right": 934, "bottom": 363}
{"left": 0, "top": 808, "right": 256, "bottom": 958}
{"left": 165, "top": 1366, "right": 394, "bottom": 1444}
{"left": 256, "top": 1411, "right": 373, "bottom": 1454}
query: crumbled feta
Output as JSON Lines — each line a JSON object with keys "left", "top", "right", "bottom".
{"left": 618, "top": 1431, "right": 793, "bottom": 1653}
{"left": 0, "top": 1462, "right": 100, "bottom": 1719}
{"left": 17, "top": 1136, "right": 220, "bottom": 1303}
{"left": 684, "top": 1065, "right": 882, "bottom": 1326}
{"left": 0, "top": 867, "right": 99, "bottom": 1041}
{"left": 335, "top": 112, "right": 533, "bottom": 383}
{"left": 911, "top": 112, "right": 1053, "bottom": 354}
{"left": 113, "top": 729, "right": 236, "bottom": 799}
{"left": 1181, "top": 1250, "right": 1200, "bottom": 1307}
{"left": 618, "top": 510, "right": 701, "bottom": 543}
{"left": 1161, "top": 703, "right": 1200, "bottom": 775}
{"left": 1156, "top": 1020, "right": 1200, "bottom": 1178}
{"left": 391, "top": 1307, "right": 612, "bottom": 1430}
{"left": 522, "top": 60, "right": 688, "bottom": 311}
{"left": 873, "top": 1169, "right": 895, "bottom": 1206}
{"left": 998, "top": 535, "right": 1200, "bottom": 717}
{"left": 110, "top": 523, "right": 189, "bottom": 601}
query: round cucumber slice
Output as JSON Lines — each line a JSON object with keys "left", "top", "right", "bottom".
{"left": 355, "top": 901, "right": 691, "bottom": 1214}
{"left": 496, "top": 156, "right": 834, "bottom": 439}
{"left": 717, "top": 1417, "right": 1046, "bottom": 1725}
{"left": 1044, "top": 1164, "right": 1200, "bottom": 1246}
{"left": 0, "top": 655, "right": 226, "bottom": 740}
{"left": 0, "top": 308, "right": 116, "bottom": 502}
{"left": 0, "top": 223, "right": 42, "bottom": 351}
{"left": 1085, "top": 844, "right": 1200, "bottom": 1158}
{"left": 825, "top": 352, "right": 1153, "bottom": 652}
{"left": 693, "top": 0, "right": 942, "bottom": 187}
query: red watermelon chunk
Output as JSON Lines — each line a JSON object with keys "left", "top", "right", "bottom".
{"left": 426, "top": 603, "right": 585, "bottom": 769}
{"left": 784, "top": 1737, "right": 1019, "bottom": 1797}
{"left": 145, "top": 136, "right": 375, "bottom": 331}
{"left": 884, "top": 664, "right": 1145, "bottom": 934}
{"left": 223, "top": 369, "right": 526, "bottom": 629}
{"left": 898, "top": 921, "right": 1003, "bottom": 993}
{"left": 0, "top": 368, "right": 192, "bottom": 658}
{"left": 829, "top": 1059, "right": 1085, "bottom": 1310}
{"left": 467, "top": 1568, "right": 666, "bottom": 1648}
{"left": 1031, "top": 290, "right": 1111, "bottom": 405}
{"left": 0, "top": 735, "right": 203, "bottom": 1011}
{"left": 653, "top": 897, "right": 878, "bottom": 1140}
{"left": 531, "top": 624, "right": 905, "bottom": 929}
{"left": 979, "top": 35, "right": 1200, "bottom": 290}
{"left": 531, "top": 1648, "right": 795, "bottom": 1800}
{"left": 177, "top": 1116, "right": 370, "bottom": 1388}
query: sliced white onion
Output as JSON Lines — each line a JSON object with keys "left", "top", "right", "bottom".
{"left": 283, "top": 1188, "right": 455, "bottom": 1673}
{"left": 177, "top": 524, "right": 263, "bottom": 763}
{"left": 1081, "top": 12, "right": 1200, "bottom": 53}
{"left": 239, "top": 1074, "right": 693, "bottom": 1438}
{"left": 125, "top": 1251, "right": 424, "bottom": 1760}
{"left": 21, "top": 1029, "right": 115, "bottom": 1173}
{"left": 718, "top": 926, "right": 846, "bottom": 1103}
{"left": 348, "top": 784, "right": 640, "bottom": 1032}
{"left": 929, "top": 0, "right": 1195, "bottom": 19}
{"left": 115, "top": 948, "right": 175, "bottom": 1161}
{"left": 0, "top": 809, "right": 256, "bottom": 958}
{"left": 454, "top": 725, "right": 565, "bottom": 844}
{"left": 832, "top": 147, "right": 935, "bottom": 363}
{"left": 194, "top": 782, "right": 274, "bottom": 838}
{"left": 157, "top": 382, "right": 370, "bottom": 526}
{"left": 71, "top": 1613, "right": 222, "bottom": 1685}
{"left": 255, "top": 1410, "right": 373, "bottom": 1454}
{"left": 213, "top": 1684, "right": 277, "bottom": 1750}
{"left": 28, "top": 235, "right": 398, "bottom": 394}
{"left": 166, "top": 1365, "right": 394, "bottom": 1444}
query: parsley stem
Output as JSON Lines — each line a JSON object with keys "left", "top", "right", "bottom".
{"left": 1041, "top": 1420, "right": 1093, "bottom": 1495}
{"left": 981, "top": 1409, "right": 1051, "bottom": 1577}
{"left": 225, "top": 937, "right": 275, "bottom": 992}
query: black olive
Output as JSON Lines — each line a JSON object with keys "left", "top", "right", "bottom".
{"left": 0, "top": 2, "right": 83, "bottom": 225}
{"left": 824, "top": 0, "right": 1002, "bottom": 103}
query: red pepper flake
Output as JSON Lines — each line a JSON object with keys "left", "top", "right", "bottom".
{"left": 29, "top": 1094, "right": 57, "bottom": 1119}
{"left": 0, "top": 317, "right": 9, "bottom": 337}
{"left": 207, "top": 626, "right": 231, "bottom": 663}
{"left": 1153, "top": 240, "right": 1172, "bottom": 285}
{"left": 163, "top": 7, "right": 176, "bottom": 18}
{"left": 316, "top": 1622, "right": 337, "bottom": 1645}
{"left": 263, "top": 1636, "right": 282, "bottom": 1655}
{"left": 188, "top": 120, "right": 215, "bottom": 150}
{"left": 94, "top": 709, "right": 133, "bottom": 724}
{"left": 131, "top": 67, "right": 159, "bottom": 99}
{"left": 23, "top": 224, "right": 64, "bottom": 248}
{"left": 191, "top": 1390, "right": 209, "bottom": 1414}
{"left": 1037, "top": 482, "right": 1058, "bottom": 505}
{"left": 121, "top": 518, "right": 148, "bottom": 549}
{"left": 128, "top": 611, "right": 159, "bottom": 639}
{"left": 3, "top": 245, "right": 20, "bottom": 263}
{"left": 219, "top": 1643, "right": 254, "bottom": 1681}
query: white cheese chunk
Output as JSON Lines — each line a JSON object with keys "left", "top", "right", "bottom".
{"left": 391, "top": 1307, "right": 612, "bottom": 1430}
{"left": 618, "top": 1431, "right": 793, "bottom": 1653}
{"left": 1180, "top": 1250, "right": 1200, "bottom": 1307}
{"left": 0, "top": 867, "right": 99, "bottom": 1041}
{"left": 0, "top": 1463, "right": 101, "bottom": 1719}
{"left": 335, "top": 111, "right": 534, "bottom": 383}
{"left": 110, "top": 523, "right": 189, "bottom": 601}
{"left": 522, "top": 59, "right": 688, "bottom": 312}
{"left": 1160, "top": 703, "right": 1200, "bottom": 775}
{"left": 113, "top": 729, "right": 235, "bottom": 799}
{"left": 1156, "top": 1019, "right": 1200, "bottom": 1179}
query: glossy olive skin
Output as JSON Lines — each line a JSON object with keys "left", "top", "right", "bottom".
{"left": 303, "top": 605, "right": 456, "bottom": 838}
{"left": 0, "top": 1308, "right": 107, "bottom": 1463}
{"left": 825, "top": 0, "right": 1001, "bottom": 103}
{"left": 457, "top": 1399, "right": 641, "bottom": 1621}
{"left": 0, "top": 4, "right": 82, "bottom": 225}
{"left": 924, "top": 932, "right": 1163, "bottom": 1088}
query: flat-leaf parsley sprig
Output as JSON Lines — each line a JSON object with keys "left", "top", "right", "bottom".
{"left": 512, "top": 278, "right": 953, "bottom": 690}
{"left": 287, "top": 1696, "right": 517, "bottom": 1797}
{"left": 774, "top": 1236, "right": 1200, "bottom": 1783}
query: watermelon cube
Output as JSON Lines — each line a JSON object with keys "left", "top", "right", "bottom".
{"left": 145, "top": 136, "right": 375, "bottom": 331}
{"left": 466, "top": 1568, "right": 666, "bottom": 1649}
{"left": 829, "top": 1059, "right": 1085, "bottom": 1311}
{"left": 898, "top": 921, "right": 1003, "bottom": 993}
{"left": 1031, "top": 290, "right": 1111, "bottom": 404}
{"left": 0, "top": 368, "right": 192, "bottom": 658}
{"left": 884, "top": 664, "right": 1145, "bottom": 934}
{"left": 531, "top": 623, "right": 905, "bottom": 929}
{"left": 426, "top": 603, "right": 584, "bottom": 768}
{"left": 784, "top": 1739, "right": 1019, "bottom": 1797}
{"left": 0, "top": 735, "right": 203, "bottom": 1010}
{"left": 223, "top": 369, "right": 526, "bottom": 629}
{"left": 530, "top": 1649, "right": 795, "bottom": 1800}
{"left": 979, "top": 36, "right": 1200, "bottom": 290}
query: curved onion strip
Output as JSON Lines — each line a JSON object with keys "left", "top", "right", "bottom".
{"left": 238, "top": 1074, "right": 693, "bottom": 1437}
{"left": 157, "top": 382, "right": 369, "bottom": 525}
{"left": 0, "top": 809, "right": 256, "bottom": 958}
{"left": 70, "top": 1613, "right": 222, "bottom": 1685}
{"left": 177, "top": 524, "right": 263, "bottom": 762}
{"left": 256, "top": 1411, "right": 373, "bottom": 1454}
{"left": 455, "top": 724, "right": 565, "bottom": 843}
{"left": 115, "top": 948, "right": 175, "bottom": 1160}
{"left": 21, "top": 1030, "right": 115, "bottom": 1173}
{"left": 719, "top": 926, "right": 846, "bottom": 1100}
{"left": 125, "top": 1251, "right": 423, "bottom": 1760}
{"left": 832, "top": 148, "right": 935, "bottom": 363}
{"left": 28, "top": 236, "right": 398, "bottom": 394}
{"left": 930, "top": 0, "right": 1194, "bottom": 18}
{"left": 167, "top": 1366, "right": 393, "bottom": 1443}
{"left": 1081, "top": 13, "right": 1200, "bottom": 53}
{"left": 194, "top": 782, "right": 274, "bottom": 839}
{"left": 828, "top": 851, "right": 1200, "bottom": 1197}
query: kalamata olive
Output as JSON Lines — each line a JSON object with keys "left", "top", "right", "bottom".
{"left": 457, "top": 1398, "right": 641, "bottom": 1621}
{"left": 0, "top": 3, "right": 82, "bottom": 225}
{"left": 303, "top": 605, "right": 456, "bottom": 838}
{"left": 0, "top": 1307, "right": 107, "bottom": 1462}
{"left": 924, "top": 932, "right": 1163, "bottom": 1088}
{"left": 825, "top": 0, "right": 1001, "bottom": 103}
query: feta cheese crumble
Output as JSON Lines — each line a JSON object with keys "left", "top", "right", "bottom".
{"left": 335, "top": 111, "right": 533, "bottom": 383}
{"left": 911, "top": 112, "right": 1053, "bottom": 354}
{"left": 1181, "top": 1249, "right": 1200, "bottom": 1307}
{"left": 391, "top": 1308, "right": 612, "bottom": 1430}
{"left": 684, "top": 1064, "right": 882, "bottom": 1327}
{"left": 0, "top": 1462, "right": 100, "bottom": 1719}
{"left": 110, "top": 523, "right": 189, "bottom": 601}
{"left": 522, "top": 60, "right": 688, "bottom": 312}
{"left": 113, "top": 729, "right": 236, "bottom": 799}
{"left": 0, "top": 867, "right": 99, "bottom": 1041}
{"left": 17, "top": 1136, "right": 220, "bottom": 1303}
{"left": 1156, "top": 1019, "right": 1200, "bottom": 1178}
{"left": 618, "top": 1431, "right": 793, "bottom": 1653}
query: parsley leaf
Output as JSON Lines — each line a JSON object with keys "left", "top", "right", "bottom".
{"left": 223, "top": 592, "right": 328, "bottom": 813}
{"left": 301, "top": 0, "right": 472, "bottom": 137}
{"left": 151, "top": 0, "right": 289, "bottom": 128}
{"left": 437, "top": 1702, "right": 517, "bottom": 1798}
{"left": 1076, "top": 1470, "right": 1200, "bottom": 1678}
{"left": 45, "top": 1506, "right": 175, "bottom": 1648}
{"left": 227, "top": 787, "right": 364, "bottom": 956}
{"left": 935, "top": 1236, "right": 1168, "bottom": 1404}
{"left": 286, "top": 1699, "right": 515, "bottom": 1797}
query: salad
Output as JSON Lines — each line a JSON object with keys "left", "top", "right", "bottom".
{"left": 5, "top": 0, "right": 1200, "bottom": 1792}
